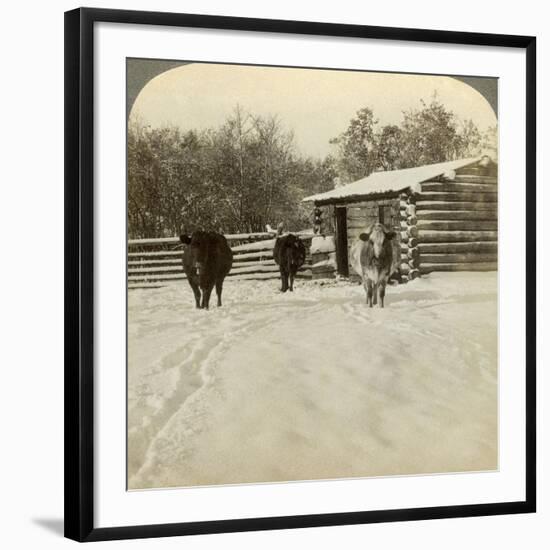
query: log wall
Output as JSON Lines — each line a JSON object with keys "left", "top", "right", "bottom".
{"left": 399, "top": 192, "right": 420, "bottom": 281}
{"left": 415, "top": 167, "right": 498, "bottom": 274}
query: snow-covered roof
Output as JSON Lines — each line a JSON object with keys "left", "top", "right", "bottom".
{"left": 302, "top": 157, "right": 481, "bottom": 204}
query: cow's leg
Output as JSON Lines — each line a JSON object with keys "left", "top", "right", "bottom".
{"left": 202, "top": 285, "right": 214, "bottom": 310}
{"left": 199, "top": 286, "right": 209, "bottom": 309}
{"left": 365, "top": 279, "right": 374, "bottom": 307}
{"left": 289, "top": 269, "right": 295, "bottom": 292}
{"left": 189, "top": 279, "right": 201, "bottom": 309}
{"left": 202, "top": 288, "right": 210, "bottom": 310}
{"left": 215, "top": 279, "right": 224, "bottom": 307}
{"left": 378, "top": 279, "right": 387, "bottom": 308}
{"left": 280, "top": 268, "right": 288, "bottom": 292}
{"left": 373, "top": 283, "right": 378, "bottom": 306}
{"left": 200, "top": 288, "right": 206, "bottom": 309}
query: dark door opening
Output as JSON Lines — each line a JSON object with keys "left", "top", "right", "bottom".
{"left": 379, "top": 205, "right": 392, "bottom": 226}
{"left": 335, "top": 207, "right": 349, "bottom": 277}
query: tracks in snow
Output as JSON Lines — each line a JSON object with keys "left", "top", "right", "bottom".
{"left": 127, "top": 277, "right": 497, "bottom": 486}
{"left": 128, "top": 288, "right": 323, "bottom": 483}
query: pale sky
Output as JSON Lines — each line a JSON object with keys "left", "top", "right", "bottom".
{"left": 130, "top": 63, "right": 497, "bottom": 158}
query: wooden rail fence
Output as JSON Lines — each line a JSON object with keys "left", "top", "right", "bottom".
{"left": 128, "top": 232, "right": 314, "bottom": 289}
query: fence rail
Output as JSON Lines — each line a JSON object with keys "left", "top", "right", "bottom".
{"left": 129, "top": 232, "right": 283, "bottom": 247}
{"left": 128, "top": 232, "right": 314, "bottom": 289}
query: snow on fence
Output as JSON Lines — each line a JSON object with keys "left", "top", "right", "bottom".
{"left": 128, "top": 232, "right": 315, "bottom": 289}
{"left": 310, "top": 236, "right": 336, "bottom": 280}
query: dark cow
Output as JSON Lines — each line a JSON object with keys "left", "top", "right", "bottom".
{"left": 273, "top": 226, "right": 306, "bottom": 293}
{"left": 179, "top": 231, "right": 233, "bottom": 309}
{"left": 350, "top": 222, "right": 396, "bottom": 308}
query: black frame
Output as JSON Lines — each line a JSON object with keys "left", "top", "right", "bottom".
{"left": 65, "top": 7, "right": 536, "bottom": 542}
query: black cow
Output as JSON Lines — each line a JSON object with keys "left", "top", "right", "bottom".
{"left": 179, "top": 231, "right": 233, "bottom": 309}
{"left": 350, "top": 222, "right": 396, "bottom": 308}
{"left": 273, "top": 227, "right": 306, "bottom": 293}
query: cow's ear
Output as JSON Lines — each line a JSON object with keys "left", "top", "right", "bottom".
{"left": 360, "top": 224, "right": 374, "bottom": 241}
{"left": 180, "top": 234, "right": 191, "bottom": 245}
{"left": 385, "top": 230, "right": 396, "bottom": 240}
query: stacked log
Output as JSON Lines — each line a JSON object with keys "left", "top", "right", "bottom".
{"left": 415, "top": 172, "right": 498, "bottom": 274}
{"left": 310, "top": 236, "right": 337, "bottom": 280}
{"left": 399, "top": 192, "right": 420, "bottom": 280}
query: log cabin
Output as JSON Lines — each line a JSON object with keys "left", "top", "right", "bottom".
{"left": 302, "top": 156, "right": 497, "bottom": 282}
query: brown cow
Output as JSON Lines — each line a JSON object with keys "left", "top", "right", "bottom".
{"left": 179, "top": 231, "right": 233, "bottom": 309}
{"left": 350, "top": 222, "right": 396, "bottom": 308}
{"left": 273, "top": 225, "right": 306, "bottom": 293}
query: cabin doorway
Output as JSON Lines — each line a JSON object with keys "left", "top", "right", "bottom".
{"left": 379, "top": 205, "right": 393, "bottom": 226}
{"left": 335, "top": 207, "right": 349, "bottom": 277}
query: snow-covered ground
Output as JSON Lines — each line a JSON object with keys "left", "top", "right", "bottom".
{"left": 128, "top": 272, "right": 498, "bottom": 490}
